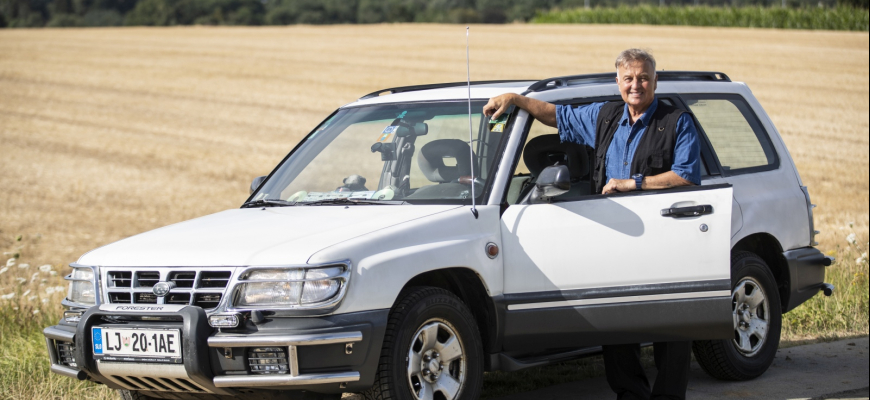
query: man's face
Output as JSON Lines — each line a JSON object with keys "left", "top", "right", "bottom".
{"left": 617, "top": 60, "right": 658, "bottom": 111}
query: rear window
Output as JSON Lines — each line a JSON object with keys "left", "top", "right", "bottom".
{"left": 684, "top": 94, "right": 776, "bottom": 173}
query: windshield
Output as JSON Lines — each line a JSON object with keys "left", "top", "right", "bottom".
{"left": 251, "top": 100, "right": 512, "bottom": 205}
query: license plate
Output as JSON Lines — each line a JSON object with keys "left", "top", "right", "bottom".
{"left": 92, "top": 327, "right": 182, "bottom": 363}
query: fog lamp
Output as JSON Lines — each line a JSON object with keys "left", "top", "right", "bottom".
{"left": 208, "top": 313, "right": 241, "bottom": 328}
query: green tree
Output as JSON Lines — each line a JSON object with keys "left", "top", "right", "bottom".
{"left": 124, "top": 0, "right": 170, "bottom": 25}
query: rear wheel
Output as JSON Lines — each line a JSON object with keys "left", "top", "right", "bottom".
{"left": 363, "top": 287, "right": 483, "bottom": 400}
{"left": 693, "top": 251, "right": 782, "bottom": 380}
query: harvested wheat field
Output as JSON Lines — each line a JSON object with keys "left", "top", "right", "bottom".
{"left": 0, "top": 24, "right": 867, "bottom": 399}
{"left": 1, "top": 24, "right": 867, "bottom": 265}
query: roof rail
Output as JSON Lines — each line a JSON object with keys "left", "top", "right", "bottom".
{"left": 525, "top": 71, "right": 731, "bottom": 93}
{"left": 359, "top": 80, "right": 534, "bottom": 100}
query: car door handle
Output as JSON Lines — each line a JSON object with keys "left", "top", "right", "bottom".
{"left": 661, "top": 205, "right": 713, "bottom": 218}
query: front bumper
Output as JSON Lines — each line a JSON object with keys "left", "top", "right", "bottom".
{"left": 44, "top": 305, "right": 388, "bottom": 397}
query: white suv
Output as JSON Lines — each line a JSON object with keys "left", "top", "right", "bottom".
{"left": 44, "top": 72, "right": 833, "bottom": 400}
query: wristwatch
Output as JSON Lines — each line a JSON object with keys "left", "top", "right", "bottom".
{"left": 632, "top": 174, "right": 644, "bottom": 190}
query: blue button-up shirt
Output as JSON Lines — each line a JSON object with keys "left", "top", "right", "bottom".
{"left": 555, "top": 97, "right": 701, "bottom": 185}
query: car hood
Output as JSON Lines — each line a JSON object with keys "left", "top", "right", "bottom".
{"left": 78, "top": 205, "right": 460, "bottom": 267}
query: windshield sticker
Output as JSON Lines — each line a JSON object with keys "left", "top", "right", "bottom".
{"left": 491, "top": 123, "right": 505, "bottom": 132}
{"left": 397, "top": 111, "right": 407, "bottom": 119}
{"left": 379, "top": 125, "right": 398, "bottom": 142}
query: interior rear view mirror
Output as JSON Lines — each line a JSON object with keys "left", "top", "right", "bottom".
{"left": 250, "top": 176, "right": 266, "bottom": 194}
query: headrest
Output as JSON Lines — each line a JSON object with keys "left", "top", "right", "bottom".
{"left": 418, "top": 139, "right": 477, "bottom": 183}
{"left": 523, "top": 134, "right": 589, "bottom": 180}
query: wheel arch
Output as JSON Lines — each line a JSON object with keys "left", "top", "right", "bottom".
{"left": 396, "top": 268, "right": 501, "bottom": 357}
{"left": 731, "top": 232, "right": 791, "bottom": 311}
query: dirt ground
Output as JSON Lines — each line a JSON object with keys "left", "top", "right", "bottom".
{"left": 0, "top": 24, "right": 867, "bottom": 272}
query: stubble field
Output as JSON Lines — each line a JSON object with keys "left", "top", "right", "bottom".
{"left": 0, "top": 24, "right": 868, "bottom": 399}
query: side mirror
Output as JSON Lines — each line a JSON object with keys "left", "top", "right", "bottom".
{"left": 250, "top": 176, "right": 266, "bottom": 194}
{"left": 529, "top": 165, "right": 570, "bottom": 203}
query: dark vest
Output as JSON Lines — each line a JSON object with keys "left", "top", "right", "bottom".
{"left": 593, "top": 100, "right": 686, "bottom": 194}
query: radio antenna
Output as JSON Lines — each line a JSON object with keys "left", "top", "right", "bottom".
{"left": 466, "top": 26, "right": 479, "bottom": 219}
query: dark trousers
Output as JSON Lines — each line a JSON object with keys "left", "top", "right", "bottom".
{"left": 602, "top": 341, "right": 692, "bottom": 400}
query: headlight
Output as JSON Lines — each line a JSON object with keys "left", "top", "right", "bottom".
{"left": 66, "top": 267, "right": 96, "bottom": 306}
{"left": 235, "top": 265, "right": 347, "bottom": 309}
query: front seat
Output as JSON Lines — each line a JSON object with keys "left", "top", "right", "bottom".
{"left": 521, "top": 134, "right": 591, "bottom": 199}
{"left": 406, "top": 139, "right": 479, "bottom": 199}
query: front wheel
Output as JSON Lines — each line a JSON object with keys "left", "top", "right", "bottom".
{"left": 363, "top": 287, "right": 483, "bottom": 400}
{"left": 693, "top": 251, "right": 782, "bottom": 381}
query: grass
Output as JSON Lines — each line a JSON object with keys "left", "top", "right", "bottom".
{"left": 0, "top": 25, "right": 867, "bottom": 399}
{"left": 533, "top": 5, "right": 870, "bottom": 31}
{"left": 782, "top": 231, "right": 869, "bottom": 341}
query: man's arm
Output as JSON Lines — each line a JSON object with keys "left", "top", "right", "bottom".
{"left": 601, "top": 172, "right": 692, "bottom": 195}
{"left": 483, "top": 93, "right": 557, "bottom": 127}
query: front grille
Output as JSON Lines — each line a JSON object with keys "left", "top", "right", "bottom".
{"left": 199, "top": 271, "right": 231, "bottom": 288}
{"left": 248, "top": 347, "right": 289, "bottom": 374}
{"left": 107, "top": 271, "right": 132, "bottom": 288}
{"left": 56, "top": 341, "right": 77, "bottom": 367}
{"left": 136, "top": 271, "right": 159, "bottom": 287}
{"left": 135, "top": 292, "right": 158, "bottom": 303}
{"left": 103, "top": 267, "right": 234, "bottom": 309}
{"left": 166, "top": 293, "right": 191, "bottom": 305}
{"left": 169, "top": 272, "right": 196, "bottom": 288}
{"left": 109, "top": 292, "right": 132, "bottom": 303}
{"left": 194, "top": 293, "right": 222, "bottom": 308}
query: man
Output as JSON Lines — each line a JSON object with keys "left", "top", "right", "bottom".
{"left": 483, "top": 49, "right": 701, "bottom": 400}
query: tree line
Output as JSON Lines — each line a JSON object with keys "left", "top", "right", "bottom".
{"left": 1, "top": 0, "right": 866, "bottom": 28}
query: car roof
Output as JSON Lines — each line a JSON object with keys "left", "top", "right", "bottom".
{"left": 344, "top": 71, "right": 736, "bottom": 108}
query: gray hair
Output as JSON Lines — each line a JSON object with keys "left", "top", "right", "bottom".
{"left": 615, "top": 48, "right": 656, "bottom": 75}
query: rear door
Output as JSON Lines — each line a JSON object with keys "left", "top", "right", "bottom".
{"left": 499, "top": 185, "right": 733, "bottom": 351}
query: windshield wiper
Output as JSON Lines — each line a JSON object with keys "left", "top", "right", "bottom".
{"left": 300, "top": 198, "right": 406, "bottom": 206}
{"left": 241, "top": 199, "right": 295, "bottom": 208}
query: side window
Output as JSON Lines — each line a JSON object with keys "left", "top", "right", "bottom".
{"left": 684, "top": 95, "right": 776, "bottom": 173}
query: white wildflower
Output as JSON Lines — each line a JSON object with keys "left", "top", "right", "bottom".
{"left": 41, "top": 298, "right": 48, "bottom": 303}
{"left": 0, "top": 293, "right": 15, "bottom": 300}
{"left": 33, "top": 310, "right": 39, "bottom": 315}
{"left": 45, "top": 287, "right": 56, "bottom": 294}
{"left": 50, "top": 271, "right": 57, "bottom": 276}
{"left": 846, "top": 233, "right": 857, "bottom": 245}
{"left": 54, "top": 285, "right": 65, "bottom": 292}
{"left": 6, "top": 258, "right": 15, "bottom": 267}
{"left": 30, "top": 272, "right": 39, "bottom": 282}
{"left": 18, "top": 263, "right": 29, "bottom": 269}
{"left": 22, "top": 290, "right": 31, "bottom": 297}
{"left": 0, "top": 267, "right": 7, "bottom": 275}
{"left": 16, "top": 277, "right": 27, "bottom": 284}
{"left": 39, "top": 264, "right": 52, "bottom": 273}
{"left": 28, "top": 296, "right": 38, "bottom": 301}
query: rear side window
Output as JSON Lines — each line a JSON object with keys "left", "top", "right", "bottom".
{"left": 684, "top": 94, "right": 776, "bottom": 173}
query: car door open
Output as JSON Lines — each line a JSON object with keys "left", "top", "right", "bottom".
{"left": 499, "top": 184, "right": 734, "bottom": 352}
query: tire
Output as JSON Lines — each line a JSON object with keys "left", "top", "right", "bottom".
{"left": 693, "top": 251, "right": 782, "bottom": 381}
{"left": 362, "top": 287, "right": 483, "bottom": 400}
